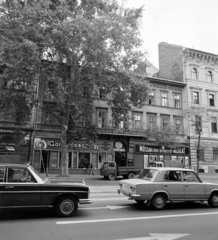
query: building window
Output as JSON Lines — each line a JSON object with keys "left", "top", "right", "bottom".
{"left": 133, "top": 112, "right": 142, "bottom": 129}
{"left": 99, "top": 88, "right": 106, "bottom": 99}
{"left": 161, "top": 92, "right": 168, "bottom": 106}
{"left": 191, "top": 68, "right": 198, "bottom": 80}
{"left": 207, "top": 71, "right": 213, "bottom": 83}
{"left": 162, "top": 116, "right": 169, "bottom": 131}
{"left": 44, "top": 112, "right": 53, "bottom": 124}
{"left": 148, "top": 91, "right": 154, "bottom": 105}
{"left": 193, "top": 91, "right": 199, "bottom": 104}
{"left": 174, "top": 93, "right": 181, "bottom": 108}
{"left": 97, "top": 109, "right": 107, "bottom": 128}
{"left": 211, "top": 117, "right": 217, "bottom": 133}
{"left": 209, "top": 94, "right": 215, "bottom": 106}
{"left": 175, "top": 118, "right": 182, "bottom": 134}
{"left": 83, "top": 86, "right": 89, "bottom": 97}
{"left": 148, "top": 114, "right": 156, "bottom": 129}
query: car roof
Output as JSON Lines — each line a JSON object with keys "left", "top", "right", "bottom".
{"left": 0, "top": 163, "right": 29, "bottom": 168}
{"left": 145, "top": 167, "right": 194, "bottom": 172}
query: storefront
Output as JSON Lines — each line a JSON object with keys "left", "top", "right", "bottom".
{"left": 33, "top": 138, "right": 115, "bottom": 174}
{"left": 0, "top": 128, "right": 30, "bottom": 163}
{"left": 129, "top": 139, "right": 190, "bottom": 169}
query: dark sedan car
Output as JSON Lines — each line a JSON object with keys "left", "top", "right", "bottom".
{"left": 0, "top": 163, "right": 91, "bottom": 217}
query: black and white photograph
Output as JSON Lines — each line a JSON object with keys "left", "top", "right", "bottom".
{"left": 0, "top": 0, "right": 218, "bottom": 239}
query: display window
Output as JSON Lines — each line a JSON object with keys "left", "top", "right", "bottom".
{"left": 78, "top": 152, "right": 90, "bottom": 168}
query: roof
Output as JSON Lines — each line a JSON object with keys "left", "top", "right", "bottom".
{"left": 146, "top": 167, "right": 194, "bottom": 172}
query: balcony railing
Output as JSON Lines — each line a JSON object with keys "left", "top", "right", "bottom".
{"left": 95, "top": 126, "right": 147, "bottom": 136}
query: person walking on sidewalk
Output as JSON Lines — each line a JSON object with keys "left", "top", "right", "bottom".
{"left": 88, "top": 163, "right": 94, "bottom": 175}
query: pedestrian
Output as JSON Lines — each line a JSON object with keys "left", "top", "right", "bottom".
{"left": 88, "top": 163, "right": 94, "bottom": 175}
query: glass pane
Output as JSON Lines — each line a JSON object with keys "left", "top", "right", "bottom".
{"left": 50, "top": 151, "right": 59, "bottom": 168}
{"left": 78, "top": 153, "right": 90, "bottom": 168}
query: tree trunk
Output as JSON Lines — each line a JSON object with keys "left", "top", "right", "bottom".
{"left": 60, "top": 119, "right": 69, "bottom": 176}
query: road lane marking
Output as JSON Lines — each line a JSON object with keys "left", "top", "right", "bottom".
{"left": 56, "top": 211, "right": 218, "bottom": 225}
{"left": 116, "top": 233, "right": 190, "bottom": 240}
{"left": 79, "top": 206, "right": 130, "bottom": 210}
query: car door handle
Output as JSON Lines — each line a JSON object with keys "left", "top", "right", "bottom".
{"left": 164, "top": 185, "right": 168, "bottom": 187}
{"left": 185, "top": 185, "right": 189, "bottom": 187}
{"left": 5, "top": 186, "right": 14, "bottom": 189}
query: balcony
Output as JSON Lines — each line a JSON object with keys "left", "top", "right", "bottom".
{"left": 95, "top": 126, "right": 147, "bottom": 137}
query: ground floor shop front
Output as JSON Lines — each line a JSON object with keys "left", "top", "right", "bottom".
{"left": 32, "top": 135, "right": 191, "bottom": 174}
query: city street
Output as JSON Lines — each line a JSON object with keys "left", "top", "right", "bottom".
{"left": 1, "top": 176, "right": 218, "bottom": 240}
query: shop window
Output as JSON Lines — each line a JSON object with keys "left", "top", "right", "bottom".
{"left": 211, "top": 117, "right": 217, "bottom": 133}
{"left": 161, "top": 92, "right": 168, "bottom": 106}
{"left": 209, "top": 94, "right": 215, "bottom": 107}
{"left": 133, "top": 112, "right": 142, "bottom": 129}
{"left": 193, "top": 91, "right": 199, "bottom": 104}
{"left": 91, "top": 153, "right": 98, "bottom": 169}
{"left": 174, "top": 93, "right": 181, "bottom": 108}
{"left": 78, "top": 152, "right": 90, "bottom": 168}
{"left": 73, "top": 152, "right": 77, "bottom": 168}
{"left": 97, "top": 108, "right": 107, "bottom": 128}
{"left": 50, "top": 151, "right": 59, "bottom": 168}
{"left": 191, "top": 68, "right": 198, "bottom": 80}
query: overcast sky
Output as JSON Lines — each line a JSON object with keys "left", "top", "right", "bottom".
{"left": 127, "top": 0, "right": 218, "bottom": 68}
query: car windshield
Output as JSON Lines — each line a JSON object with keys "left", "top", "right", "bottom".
{"left": 137, "top": 169, "right": 159, "bottom": 181}
{"left": 29, "top": 166, "right": 49, "bottom": 183}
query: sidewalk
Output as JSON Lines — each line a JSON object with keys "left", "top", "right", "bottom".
{"left": 41, "top": 172, "right": 218, "bottom": 184}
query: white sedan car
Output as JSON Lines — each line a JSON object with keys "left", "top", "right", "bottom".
{"left": 117, "top": 167, "right": 218, "bottom": 210}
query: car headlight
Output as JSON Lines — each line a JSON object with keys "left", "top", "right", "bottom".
{"left": 130, "top": 186, "right": 135, "bottom": 192}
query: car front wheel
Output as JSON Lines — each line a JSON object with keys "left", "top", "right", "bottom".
{"left": 151, "top": 194, "right": 166, "bottom": 210}
{"left": 208, "top": 192, "right": 218, "bottom": 208}
{"left": 55, "top": 196, "right": 78, "bottom": 217}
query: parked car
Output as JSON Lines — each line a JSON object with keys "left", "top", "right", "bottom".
{"left": 0, "top": 163, "right": 92, "bottom": 217}
{"left": 117, "top": 167, "right": 218, "bottom": 210}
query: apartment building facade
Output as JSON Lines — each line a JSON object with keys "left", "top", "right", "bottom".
{"left": 158, "top": 42, "right": 218, "bottom": 173}
{"left": 30, "top": 73, "right": 189, "bottom": 174}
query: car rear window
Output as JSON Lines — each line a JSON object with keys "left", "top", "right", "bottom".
{"left": 137, "top": 169, "right": 159, "bottom": 181}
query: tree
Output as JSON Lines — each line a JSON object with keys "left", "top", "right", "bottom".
{"left": 145, "top": 125, "right": 184, "bottom": 162}
{"left": 0, "top": 0, "right": 149, "bottom": 176}
{"left": 182, "top": 106, "right": 210, "bottom": 175}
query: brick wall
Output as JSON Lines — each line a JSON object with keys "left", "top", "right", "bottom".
{"left": 158, "top": 42, "right": 184, "bottom": 82}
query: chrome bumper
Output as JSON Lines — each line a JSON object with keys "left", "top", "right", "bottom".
{"left": 79, "top": 199, "right": 92, "bottom": 204}
{"left": 118, "top": 189, "right": 141, "bottom": 199}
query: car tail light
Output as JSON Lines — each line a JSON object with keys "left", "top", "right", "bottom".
{"left": 119, "top": 183, "right": 122, "bottom": 188}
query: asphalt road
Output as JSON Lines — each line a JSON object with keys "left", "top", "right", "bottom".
{"left": 1, "top": 195, "right": 218, "bottom": 240}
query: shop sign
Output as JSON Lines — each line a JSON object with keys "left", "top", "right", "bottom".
{"left": 136, "top": 145, "right": 186, "bottom": 154}
{"left": 0, "top": 129, "right": 26, "bottom": 134}
{"left": 46, "top": 140, "right": 99, "bottom": 150}
{"left": 113, "top": 141, "right": 126, "bottom": 152}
